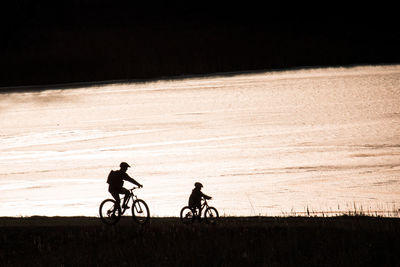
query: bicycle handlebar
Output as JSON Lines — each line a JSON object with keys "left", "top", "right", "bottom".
{"left": 130, "top": 186, "right": 143, "bottom": 190}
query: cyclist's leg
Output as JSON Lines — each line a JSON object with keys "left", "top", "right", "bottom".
{"left": 110, "top": 191, "right": 121, "bottom": 210}
{"left": 188, "top": 198, "right": 200, "bottom": 216}
{"left": 121, "top": 187, "right": 130, "bottom": 208}
{"left": 195, "top": 202, "right": 202, "bottom": 218}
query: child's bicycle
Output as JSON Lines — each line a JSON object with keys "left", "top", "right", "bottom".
{"left": 180, "top": 198, "right": 219, "bottom": 224}
{"left": 99, "top": 187, "right": 150, "bottom": 225}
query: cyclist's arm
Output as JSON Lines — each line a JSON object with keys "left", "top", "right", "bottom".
{"left": 124, "top": 173, "right": 143, "bottom": 187}
{"left": 201, "top": 192, "right": 212, "bottom": 200}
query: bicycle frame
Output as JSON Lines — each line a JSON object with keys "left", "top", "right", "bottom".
{"left": 201, "top": 199, "right": 209, "bottom": 210}
{"left": 120, "top": 187, "right": 139, "bottom": 215}
{"left": 180, "top": 197, "right": 218, "bottom": 224}
{"left": 192, "top": 198, "right": 210, "bottom": 217}
{"left": 100, "top": 186, "right": 150, "bottom": 225}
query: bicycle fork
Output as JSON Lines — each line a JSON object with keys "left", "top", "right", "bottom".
{"left": 134, "top": 201, "right": 144, "bottom": 214}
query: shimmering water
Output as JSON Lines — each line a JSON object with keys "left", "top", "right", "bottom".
{"left": 1, "top": 65, "right": 399, "bottom": 217}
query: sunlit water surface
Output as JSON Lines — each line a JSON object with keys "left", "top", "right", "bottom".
{"left": 1, "top": 65, "right": 399, "bottom": 217}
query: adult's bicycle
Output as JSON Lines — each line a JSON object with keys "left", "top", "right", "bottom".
{"left": 99, "top": 187, "right": 150, "bottom": 225}
{"left": 180, "top": 198, "right": 219, "bottom": 224}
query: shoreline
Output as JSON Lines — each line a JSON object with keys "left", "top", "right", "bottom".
{"left": 1, "top": 63, "right": 398, "bottom": 93}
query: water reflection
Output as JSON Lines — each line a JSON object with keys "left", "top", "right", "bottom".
{"left": 0, "top": 65, "right": 399, "bottom": 217}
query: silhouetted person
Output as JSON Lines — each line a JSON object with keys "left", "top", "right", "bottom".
{"left": 189, "top": 182, "right": 211, "bottom": 216}
{"left": 107, "top": 162, "right": 143, "bottom": 210}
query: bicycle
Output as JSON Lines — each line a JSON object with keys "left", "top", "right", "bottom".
{"left": 99, "top": 187, "right": 150, "bottom": 225}
{"left": 180, "top": 198, "right": 219, "bottom": 224}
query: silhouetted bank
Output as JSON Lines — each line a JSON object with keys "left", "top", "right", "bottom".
{"left": 1, "top": 216, "right": 399, "bottom": 266}
{"left": 1, "top": 1, "right": 399, "bottom": 87}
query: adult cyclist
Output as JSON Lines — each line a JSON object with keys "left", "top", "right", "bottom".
{"left": 107, "top": 162, "right": 143, "bottom": 210}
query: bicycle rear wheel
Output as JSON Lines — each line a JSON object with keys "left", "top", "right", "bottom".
{"left": 204, "top": 207, "right": 219, "bottom": 224}
{"left": 99, "top": 199, "right": 121, "bottom": 225}
{"left": 180, "top": 206, "right": 195, "bottom": 224}
{"left": 132, "top": 199, "right": 150, "bottom": 225}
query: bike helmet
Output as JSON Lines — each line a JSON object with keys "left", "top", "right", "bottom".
{"left": 120, "top": 162, "right": 131, "bottom": 168}
{"left": 194, "top": 182, "right": 203, "bottom": 188}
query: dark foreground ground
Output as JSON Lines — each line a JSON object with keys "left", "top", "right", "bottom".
{"left": 0, "top": 216, "right": 399, "bottom": 266}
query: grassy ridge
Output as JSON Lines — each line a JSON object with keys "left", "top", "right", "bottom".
{"left": 1, "top": 216, "right": 399, "bottom": 266}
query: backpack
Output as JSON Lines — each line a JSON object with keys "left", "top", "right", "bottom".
{"left": 106, "top": 170, "right": 117, "bottom": 184}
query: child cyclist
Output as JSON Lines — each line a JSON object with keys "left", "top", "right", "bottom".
{"left": 188, "top": 182, "right": 212, "bottom": 217}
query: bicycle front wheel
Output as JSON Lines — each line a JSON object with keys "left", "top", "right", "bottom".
{"left": 204, "top": 207, "right": 219, "bottom": 224}
{"left": 99, "top": 199, "right": 121, "bottom": 225}
{"left": 180, "top": 206, "right": 195, "bottom": 224}
{"left": 132, "top": 199, "right": 150, "bottom": 225}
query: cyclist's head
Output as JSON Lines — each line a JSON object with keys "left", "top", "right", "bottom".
{"left": 194, "top": 182, "right": 203, "bottom": 188}
{"left": 120, "top": 162, "right": 131, "bottom": 170}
